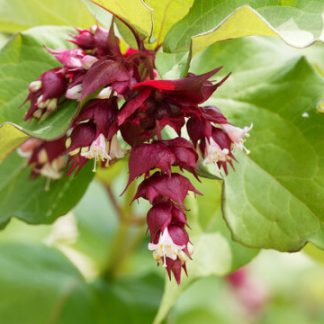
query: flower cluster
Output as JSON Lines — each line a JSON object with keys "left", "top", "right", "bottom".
{"left": 20, "top": 21, "right": 251, "bottom": 284}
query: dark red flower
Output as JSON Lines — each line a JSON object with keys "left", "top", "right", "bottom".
{"left": 132, "top": 67, "right": 229, "bottom": 105}
{"left": 165, "top": 258, "right": 186, "bottom": 285}
{"left": 75, "top": 97, "right": 118, "bottom": 139}
{"left": 81, "top": 59, "right": 133, "bottom": 99}
{"left": 147, "top": 201, "right": 188, "bottom": 243}
{"left": 70, "top": 28, "right": 96, "bottom": 49}
{"left": 24, "top": 68, "right": 67, "bottom": 120}
{"left": 134, "top": 172, "right": 201, "bottom": 207}
{"left": 127, "top": 138, "right": 198, "bottom": 186}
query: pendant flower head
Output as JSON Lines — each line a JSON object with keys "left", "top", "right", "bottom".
{"left": 20, "top": 19, "right": 254, "bottom": 286}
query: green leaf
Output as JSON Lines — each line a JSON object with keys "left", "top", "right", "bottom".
{"left": 0, "top": 26, "right": 79, "bottom": 160}
{"left": 0, "top": 152, "right": 93, "bottom": 228}
{"left": 93, "top": 274, "right": 164, "bottom": 324}
{"left": 0, "top": 124, "right": 28, "bottom": 161}
{"left": 144, "top": 0, "right": 194, "bottom": 44}
{"left": 190, "top": 36, "right": 324, "bottom": 251}
{"left": 299, "top": 43, "right": 324, "bottom": 78}
{"left": 164, "top": 0, "right": 324, "bottom": 53}
{"left": 93, "top": 0, "right": 193, "bottom": 44}
{"left": 0, "top": 0, "right": 97, "bottom": 33}
{"left": 0, "top": 33, "right": 9, "bottom": 49}
{"left": 155, "top": 50, "right": 191, "bottom": 79}
{"left": 0, "top": 240, "right": 163, "bottom": 324}
{"left": 0, "top": 242, "right": 97, "bottom": 324}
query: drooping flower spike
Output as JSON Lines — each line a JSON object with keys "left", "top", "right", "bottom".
{"left": 20, "top": 18, "right": 252, "bottom": 284}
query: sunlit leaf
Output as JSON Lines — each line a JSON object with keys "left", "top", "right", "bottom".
{"left": 93, "top": 0, "right": 193, "bottom": 44}
{"left": 164, "top": 0, "right": 324, "bottom": 53}
{"left": 0, "top": 0, "right": 96, "bottom": 32}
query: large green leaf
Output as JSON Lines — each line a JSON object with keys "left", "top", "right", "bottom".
{"left": 93, "top": 274, "right": 164, "bottom": 324}
{"left": 0, "top": 242, "right": 97, "bottom": 324}
{"left": 0, "top": 0, "right": 96, "bottom": 33}
{"left": 0, "top": 152, "right": 93, "bottom": 228}
{"left": 0, "top": 26, "right": 79, "bottom": 160}
{"left": 164, "top": 0, "right": 324, "bottom": 53}
{"left": 190, "top": 37, "right": 324, "bottom": 251}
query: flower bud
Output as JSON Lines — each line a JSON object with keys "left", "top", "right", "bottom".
{"left": 81, "top": 55, "right": 98, "bottom": 70}
{"left": 66, "top": 84, "right": 83, "bottom": 100}
{"left": 28, "top": 80, "right": 42, "bottom": 92}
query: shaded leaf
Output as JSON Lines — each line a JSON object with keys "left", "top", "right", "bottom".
{"left": 191, "top": 37, "right": 324, "bottom": 251}
{"left": 0, "top": 242, "right": 97, "bottom": 324}
{"left": 0, "top": 152, "right": 93, "bottom": 227}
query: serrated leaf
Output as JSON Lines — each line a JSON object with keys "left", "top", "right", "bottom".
{"left": 164, "top": 0, "right": 324, "bottom": 53}
{"left": 0, "top": 26, "right": 79, "bottom": 160}
{"left": 0, "top": 152, "right": 93, "bottom": 227}
{"left": 191, "top": 36, "right": 324, "bottom": 251}
{"left": 0, "top": 0, "right": 96, "bottom": 33}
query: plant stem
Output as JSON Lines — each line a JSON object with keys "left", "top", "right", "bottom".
{"left": 104, "top": 183, "right": 127, "bottom": 221}
{"left": 101, "top": 180, "right": 146, "bottom": 280}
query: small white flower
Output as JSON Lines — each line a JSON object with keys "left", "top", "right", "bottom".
{"left": 29, "top": 80, "right": 42, "bottom": 92}
{"left": 109, "top": 135, "right": 125, "bottom": 159}
{"left": 148, "top": 228, "right": 186, "bottom": 267}
{"left": 37, "top": 157, "right": 65, "bottom": 180}
{"left": 81, "top": 134, "right": 111, "bottom": 171}
{"left": 203, "top": 137, "right": 229, "bottom": 164}
{"left": 66, "top": 84, "right": 83, "bottom": 100}
{"left": 97, "top": 87, "right": 113, "bottom": 99}
{"left": 222, "top": 123, "right": 252, "bottom": 153}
